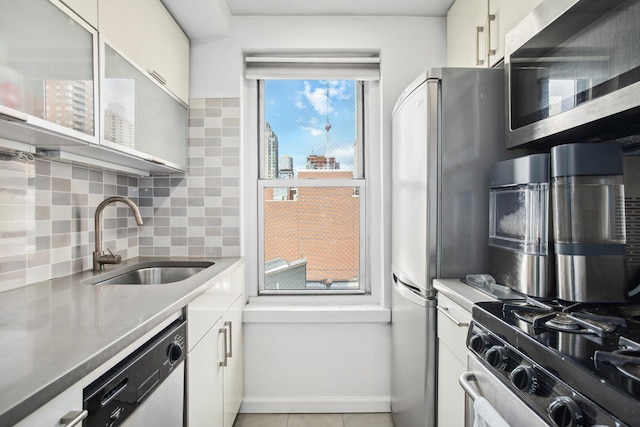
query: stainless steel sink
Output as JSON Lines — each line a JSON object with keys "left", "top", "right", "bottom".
{"left": 90, "top": 261, "right": 215, "bottom": 285}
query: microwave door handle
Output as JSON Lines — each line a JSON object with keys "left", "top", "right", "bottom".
{"left": 459, "top": 372, "right": 481, "bottom": 401}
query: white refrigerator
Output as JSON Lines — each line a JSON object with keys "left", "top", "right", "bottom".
{"left": 390, "top": 68, "right": 513, "bottom": 427}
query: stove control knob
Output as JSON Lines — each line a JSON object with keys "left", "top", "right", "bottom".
{"left": 510, "top": 365, "right": 538, "bottom": 394}
{"left": 485, "top": 346, "right": 508, "bottom": 371}
{"left": 469, "top": 333, "right": 491, "bottom": 354}
{"left": 167, "top": 342, "right": 183, "bottom": 364}
{"left": 547, "top": 396, "right": 583, "bottom": 427}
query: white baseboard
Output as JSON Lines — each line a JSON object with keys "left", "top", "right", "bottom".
{"left": 240, "top": 396, "right": 391, "bottom": 414}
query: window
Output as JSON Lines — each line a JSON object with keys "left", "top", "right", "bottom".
{"left": 258, "top": 79, "right": 366, "bottom": 294}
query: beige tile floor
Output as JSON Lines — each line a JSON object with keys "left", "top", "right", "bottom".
{"left": 233, "top": 413, "right": 394, "bottom": 427}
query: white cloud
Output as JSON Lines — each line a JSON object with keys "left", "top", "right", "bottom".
{"left": 291, "top": 80, "right": 354, "bottom": 117}
{"left": 327, "top": 145, "right": 354, "bottom": 162}
{"left": 301, "top": 126, "right": 323, "bottom": 136}
{"left": 302, "top": 81, "right": 330, "bottom": 115}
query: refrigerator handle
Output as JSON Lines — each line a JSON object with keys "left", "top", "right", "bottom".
{"left": 392, "top": 273, "right": 434, "bottom": 305}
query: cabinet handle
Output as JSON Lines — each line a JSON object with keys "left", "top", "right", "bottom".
{"left": 150, "top": 70, "right": 167, "bottom": 86}
{"left": 437, "top": 306, "right": 469, "bottom": 327}
{"left": 219, "top": 327, "right": 228, "bottom": 367}
{"left": 487, "top": 14, "right": 497, "bottom": 56}
{"left": 60, "top": 410, "right": 88, "bottom": 427}
{"left": 475, "top": 26, "right": 485, "bottom": 66}
{"left": 225, "top": 321, "right": 233, "bottom": 358}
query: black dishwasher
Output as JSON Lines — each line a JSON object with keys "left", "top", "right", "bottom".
{"left": 83, "top": 317, "right": 186, "bottom": 427}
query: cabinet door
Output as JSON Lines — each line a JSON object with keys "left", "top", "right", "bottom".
{"left": 488, "top": 0, "right": 543, "bottom": 67}
{"left": 223, "top": 296, "right": 244, "bottom": 427}
{"left": 98, "top": 0, "right": 189, "bottom": 103}
{"left": 436, "top": 293, "right": 472, "bottom": 427}
{"left": 102, "top": 43, "right": 188, "bottom": 171}
{"left": 14, "top": 382, "right": 84, "bottom": 427}
{"left": 60, "top": 0, "right": 98, "bottom": 28}
{"left": 447, "top": 0, "right": 489, "bottom": 67}
{"left": 437, "top": 341, "right": 467, "bottom": 427}
{"left": 0, "top": 0, "right": 98, "bottom": 144}
{"left": 187, "top": 318, "right": 225, "bottom": 427}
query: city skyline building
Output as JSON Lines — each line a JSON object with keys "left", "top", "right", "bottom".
{"left": 265, "top": 122, "right": 279, "bottom": 178}
{"left": 44, "top": 80, "right": 94, "bottom": 136}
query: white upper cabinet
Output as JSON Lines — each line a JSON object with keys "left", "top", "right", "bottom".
{"left": 447, "top": 0, "right": 489, "bottom": 67}
{"left": 0, "top": 0, "right": 98, "bottom": 146}
{"left": 487, "top": 0, "right": 543, "bottom": 67}
{"left": 60, "top": 0, "right": 98, "bottom": 28}
{"left": 447, "top": 0, "right": 542, "bottom": 67}
{"left": 100, "top": 42, "right": 188, "bottom": 171}
{"left": 99, "top": 0, "right": 190, "bottom": 103}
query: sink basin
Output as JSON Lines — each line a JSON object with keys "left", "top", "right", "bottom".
{"left": 91, "top": 261, "right": 215, "bottom": 285}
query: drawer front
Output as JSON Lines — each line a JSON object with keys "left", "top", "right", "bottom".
{"left": 437, "top": 293, "right": 471, "bottom": 362}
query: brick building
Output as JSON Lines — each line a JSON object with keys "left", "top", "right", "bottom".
{"left": 264, "top": 169, "right": 359, "bottom": 288}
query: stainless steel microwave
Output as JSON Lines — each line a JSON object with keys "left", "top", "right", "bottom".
{"left": 505, "top": 0, "right": 640, "bottom": 149}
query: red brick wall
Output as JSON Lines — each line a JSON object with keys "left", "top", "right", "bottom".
{"left": 264, "top": 170, "right": 359, "bottom": 283}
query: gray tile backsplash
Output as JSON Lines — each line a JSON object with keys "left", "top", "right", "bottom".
{"left": 0, "top": 97, "right": 241, "bottom": 292}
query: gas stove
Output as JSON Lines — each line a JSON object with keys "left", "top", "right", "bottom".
{"left": 468, "top": 298, "right": 640, "bottom": 427}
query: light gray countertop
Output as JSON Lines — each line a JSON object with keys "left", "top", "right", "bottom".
{"left": 433, "top": 278, "right": 498, "bottom": 311}
{"left": 0, "top": 256, "right": 242, "bottom": 426}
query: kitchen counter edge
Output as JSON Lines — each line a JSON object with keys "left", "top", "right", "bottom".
{"left": 433, "top": 278, "right": 498, "bottom": 311}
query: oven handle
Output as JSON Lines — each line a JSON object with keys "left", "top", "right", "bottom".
{"left": 459, "top": 372, "right": 481, "bottom": 401}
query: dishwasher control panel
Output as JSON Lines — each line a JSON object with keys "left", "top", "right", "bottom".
{"left": 83, "top": 318, "right": 187, "bottom": 427}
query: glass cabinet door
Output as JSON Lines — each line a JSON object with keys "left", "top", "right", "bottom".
{"left": 0, "top": 0, "right": 97, "bottom": 141}
{"left": 102, "top": 43, "right": 187, "bottom": 171}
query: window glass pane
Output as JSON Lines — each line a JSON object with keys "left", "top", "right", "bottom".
{"left": 263, "top": 80, "right": 359, "bottom": 179}
{"left": 263, "top": 186, "right": 360, "bottom": 291}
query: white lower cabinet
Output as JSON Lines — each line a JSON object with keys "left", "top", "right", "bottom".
{"left": 223, "top": 297, "right": 243, "bottom": 427}
{"left": 188, "top": 316, "right": 225, "bottom": 426}
{"left": 436, "top": 293, "right": 472, "bottom": 427}
{"left": 14, "top": 382, "right": 85, "bottom": 427}
{"left": 187, "top": 261, "right": 244, "bottom": 427}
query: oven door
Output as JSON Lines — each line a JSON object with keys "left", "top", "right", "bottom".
{"left": 460, "top": 354, "right": 548, "bottom": 427}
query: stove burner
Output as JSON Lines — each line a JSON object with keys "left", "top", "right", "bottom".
{"left": 503, "top": 300, "right": 620, "bottom": 337}
{"left": 594, "top": 349, "right": 640, "bottom": 382}
{"left": 546, "top": 314, "right": 582, "bottom": 331}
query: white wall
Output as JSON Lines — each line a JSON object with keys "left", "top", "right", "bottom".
{"left": 190, "top": 15, "right": 446, "bottom": 413}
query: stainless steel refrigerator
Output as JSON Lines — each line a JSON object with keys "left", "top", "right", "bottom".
{"left": 390, "top": 68, "right": 512, "bottom": 427}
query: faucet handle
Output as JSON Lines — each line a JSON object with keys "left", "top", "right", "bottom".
{"left": 98, "top": 248, "right": 122, "bottom": 265}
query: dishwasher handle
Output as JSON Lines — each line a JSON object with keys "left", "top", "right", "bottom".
{"left": 459, "top": 372, "right": 481, "bottom": 401}
{"left": 60, "top": 410, "right": 88, "bottom": 427}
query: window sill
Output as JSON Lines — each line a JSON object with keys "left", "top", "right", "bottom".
{"left": 243, "top": 303, "right": 390, "bottom": 324}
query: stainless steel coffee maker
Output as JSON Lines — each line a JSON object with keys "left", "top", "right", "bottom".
{"left": 488, "top": 154, "right": 555, "bottom": 297}
{"left": 551, "top": 143, "right": 627, "bottom": 302}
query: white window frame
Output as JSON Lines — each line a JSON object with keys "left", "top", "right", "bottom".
{"left": 257, "top": 79, "right": 366, "bottom": 295}
{"left": 241, "top": 58, "right": 383, "bottom": 304}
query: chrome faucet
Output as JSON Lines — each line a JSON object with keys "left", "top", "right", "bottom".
{"left": 93, "top": 196, "right": 143, "bottom": 272}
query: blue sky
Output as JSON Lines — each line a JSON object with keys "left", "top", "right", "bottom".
{"left": 264, "top": 80, "right": 356, "bottom": 175}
